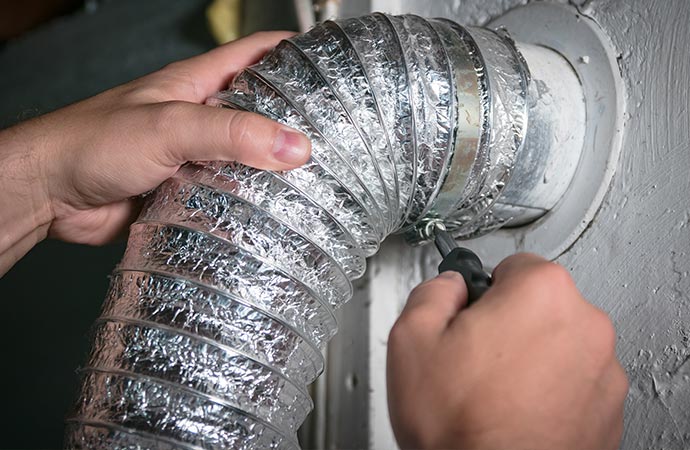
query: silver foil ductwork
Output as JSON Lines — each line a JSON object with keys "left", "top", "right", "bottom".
{"left": 66, "top": 13, "right": 585, "bottom": 449}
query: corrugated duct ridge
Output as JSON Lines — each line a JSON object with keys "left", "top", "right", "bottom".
{"left": 65, "top": 13, "right": 517, "bottom": 449}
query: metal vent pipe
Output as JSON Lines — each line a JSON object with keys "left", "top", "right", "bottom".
{"left": 66, "top": 13, "right": 584, "bottom": 450}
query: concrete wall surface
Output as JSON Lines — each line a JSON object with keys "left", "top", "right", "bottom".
{"left": 323, "top": 1, "right": 690, "bottom": 449}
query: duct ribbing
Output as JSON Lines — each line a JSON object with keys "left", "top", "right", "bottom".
{"left": 66, "top": 13, "right": 528, "bottom": 449}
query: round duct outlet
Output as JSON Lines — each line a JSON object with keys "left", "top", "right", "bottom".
{"left": 460, "top": 2, "right": 625, "bottom": 268}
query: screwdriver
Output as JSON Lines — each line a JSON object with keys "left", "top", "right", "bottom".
{"left": 432, "top": 222, "right": 492, "bottom": 304}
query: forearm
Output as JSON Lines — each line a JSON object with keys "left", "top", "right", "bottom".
{"left": 0, "top": 122, "right": 54, "bottom": 275}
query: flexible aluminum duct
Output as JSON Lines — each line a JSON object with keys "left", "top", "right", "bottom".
{"left": 65, "top": 13, "right": 577, "bottom": 450}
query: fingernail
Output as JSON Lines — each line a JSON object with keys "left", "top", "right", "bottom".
{"left": 273, "top": 128, "right": 310, "bottom": 165}
{"left": 437, "top": 271, "right": 464, "bottom": 282}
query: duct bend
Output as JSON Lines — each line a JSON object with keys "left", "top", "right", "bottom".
{"left": 66, "top": 13, "right": 585, "bottom": 450}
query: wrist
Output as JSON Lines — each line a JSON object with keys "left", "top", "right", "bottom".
{"left": 0, "top": 122, "right": 56, "bottom": 273}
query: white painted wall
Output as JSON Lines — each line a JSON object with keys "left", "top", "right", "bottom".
{"left": 321, "top": 1, "right": 690, "bottom": 449}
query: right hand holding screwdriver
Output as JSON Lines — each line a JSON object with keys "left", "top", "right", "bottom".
{"left": 387, "top": 253, "right": 629, "bottom": 450}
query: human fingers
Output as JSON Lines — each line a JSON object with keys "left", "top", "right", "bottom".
{"left": 144, "top": 101, "right": 311, "bottom": 170}
{"left": 393, "top": 272, "right": 469, "bottom": 342}
{"left": 491, "top": 252, "right": 551, "bottom": 286}
{"left": 488, "top": 252, "right": 584, "bottom": 310}
{"left": 162, "top": 31, "right": 296, "bottom": 102}
{"left": 444, "top": 253, "right": 580, "bottom": 340}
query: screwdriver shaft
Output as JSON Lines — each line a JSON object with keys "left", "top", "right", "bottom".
{"left": 434, "top": 227, "right": 458, "bottom": 258}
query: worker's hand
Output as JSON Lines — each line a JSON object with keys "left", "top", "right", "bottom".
{"left": 387, "top": 253, "right": 628, "bottom": 450}
{"left": 0, "top": 31, "right": 310, "bottom": 275}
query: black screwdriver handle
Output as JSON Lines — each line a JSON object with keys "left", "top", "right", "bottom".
{"left": 437, "top": 247, "right": 492, "bottom": 304}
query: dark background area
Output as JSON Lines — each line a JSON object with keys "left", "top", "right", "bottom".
{"left": 0, "top": 0, "right": 296, "bottom": 447}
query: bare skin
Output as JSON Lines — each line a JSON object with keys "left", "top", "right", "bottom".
{"left": 0, "top": 31, "right": 310, "bottom": 275}
{"left": 387, "top": 253, "right": 629, "bottom": 450}
{"left": 0, "top": 31, "right": 627, "bottom": 450}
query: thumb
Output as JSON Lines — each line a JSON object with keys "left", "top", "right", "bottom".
{"left": 491, "top": 252, "right": 550, "bottom": 287}
{"left": 150, "top": 101, "right": 311, "bottom": 170}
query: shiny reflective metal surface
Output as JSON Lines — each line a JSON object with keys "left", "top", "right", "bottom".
{"left": 406, "top": 22, "right": 533, "bottom": 242}
{"left": 67, "top": 12, "right": 587, "bottom": 449}
{"left": 489, "top": 42, "right": 586, "bottom": 227}
{"left": 466, "top": 2, "right": 622, "bottom": 267}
